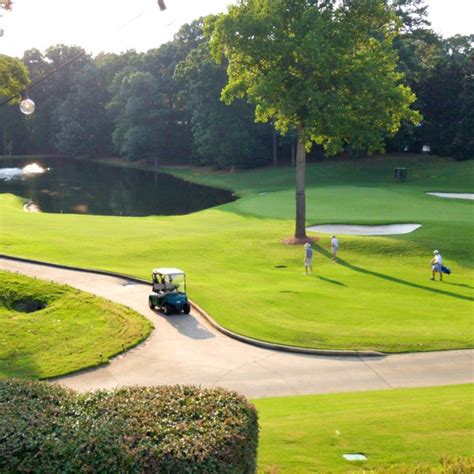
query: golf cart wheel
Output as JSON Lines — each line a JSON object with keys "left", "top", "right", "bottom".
{"left": 183, "top": 303, "right": 191, "bottom": 314}
{"left": 148, "top": 298, "right": 155, "bottom": 309}
{"left": 163, "top": 304, "right": 172, "bottom": 316}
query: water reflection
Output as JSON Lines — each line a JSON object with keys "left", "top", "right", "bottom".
{"left": 0, "top": 163, "right": 47, "bottom": 181}
{"left": 0, "top": 158, "right": 235, "bottom": 217}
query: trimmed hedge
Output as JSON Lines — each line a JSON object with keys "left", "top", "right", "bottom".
{"left": 0, "top": 379, "right": 258, "bottom": 473}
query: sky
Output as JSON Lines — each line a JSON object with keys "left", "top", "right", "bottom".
{"left": 0, "top": 0, "right": 473, "bottom": 58}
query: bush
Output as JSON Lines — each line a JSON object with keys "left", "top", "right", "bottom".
{"left": 0, "top": 379, "right": 258, "bottom": 473}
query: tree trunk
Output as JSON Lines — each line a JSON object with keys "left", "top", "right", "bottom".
{"left": 295, "top": 124, "right": 307, "bottom": 239}
{"left": 272, "top": 124, "right": 278, "bottom": 166}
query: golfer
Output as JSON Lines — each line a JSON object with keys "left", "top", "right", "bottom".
{"left": 431, "top": 250, "right": 443, "bottom": 281}
{"left": 330, "top": 235, "right": 339, "bottom": 261}
{"left": 304, "top": 243, "right": 313, "bottom": 274}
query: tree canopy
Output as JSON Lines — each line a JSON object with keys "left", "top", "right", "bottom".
{"left": 0, "top": 55, "right": 30, "bottom": 99}
{"left": 0, "top": 2, "right": 471, "bottom": 170}
{"left": 206, "top": 0, "right": 421, "bottom": 238}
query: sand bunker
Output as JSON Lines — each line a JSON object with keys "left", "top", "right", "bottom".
{"left": 306, "top": 224, "right": 421, "bottom": 236}
{"left": 23, "top": 201, "right": 41, "bottom": 212}
{"left": 426, "top": 192, "right": 474, "bottom": 200}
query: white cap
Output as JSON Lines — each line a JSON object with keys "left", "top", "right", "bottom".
{"left": 433, "top": 250, "right": 439, "bottom": 254}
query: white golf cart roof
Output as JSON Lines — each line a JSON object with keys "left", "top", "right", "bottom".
{"left": 152, "top": 268, "right": 185, "bottom": 276}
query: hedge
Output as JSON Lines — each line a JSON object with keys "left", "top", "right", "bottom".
{"left": 0, "top": 379, "right": 259, "bottom": 473}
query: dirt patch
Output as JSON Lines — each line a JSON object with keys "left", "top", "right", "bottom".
{"left": 11, "top": 298, "right": 46, "bottom": 313}
{"left": 281, "top": 236, "right": 320, "bottom": 245}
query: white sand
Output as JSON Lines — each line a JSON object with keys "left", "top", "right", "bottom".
{"left": 426, "top": 192, "right": 474, "bottom": 200}
{"left": 23, "top": 201, "right": 41, "bottom": 213}
{"left": 306, "top": 224, "right": 421, "bottom": 235}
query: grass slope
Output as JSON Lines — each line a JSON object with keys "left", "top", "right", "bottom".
{"left": 0, "top": 155, "right": 472, "bottom": 352}
{"left": 0, "top": 271, "right": 152, "bottom": 379}
{"left": 254, "top": 384, "right": 474, "bottom": 473}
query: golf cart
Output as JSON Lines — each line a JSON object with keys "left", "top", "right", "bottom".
{"left": 148, "top": 268, "right": 190, "bottom": 315}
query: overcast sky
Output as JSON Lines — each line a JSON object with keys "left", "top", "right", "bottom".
{"left": 1, "top": 0, "right": 473, "bottom": 58}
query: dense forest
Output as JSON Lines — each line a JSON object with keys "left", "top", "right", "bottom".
{"left": 0, "top": 2, "right": 472, "bottom": 167}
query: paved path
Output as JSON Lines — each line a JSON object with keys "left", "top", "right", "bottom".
{"left": 2, "top": 257, "right": 473, "bottom": 398}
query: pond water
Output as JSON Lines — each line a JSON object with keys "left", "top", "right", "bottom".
{"left": 0, "top": 158, "right": 235, "bottom": 216}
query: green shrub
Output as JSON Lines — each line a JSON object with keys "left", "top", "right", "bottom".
{"left": 0, "top": 379, "right": 258, "bottom": 473}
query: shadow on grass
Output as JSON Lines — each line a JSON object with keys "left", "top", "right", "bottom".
{"left": 0, "top": 350, "right": 41, "bottom": 379}
{"left": 318, "top": 276, "right": 347, "bottom": 287}
{"left": 314, "top": 247, "right": 473, "bottom": 302}
{"left": 444, "top": 282, "right": 474, "bottom": 290}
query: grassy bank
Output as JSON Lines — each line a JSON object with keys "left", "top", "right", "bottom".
{"left": 0, "top": 271, "right": 152, "bottom": 379}
{"left": 1, "top": 154, "right": 472, "bottom": 352}
{"left": 255, "top": 384, "right": 474, "bottom": 473}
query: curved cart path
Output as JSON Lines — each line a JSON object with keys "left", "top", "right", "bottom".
{"left": 2, "top": 257, "right": 472, "bottom": 398}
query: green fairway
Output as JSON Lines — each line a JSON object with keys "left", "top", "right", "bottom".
{"left": 254, "top": 384, "right": 474, "bottom": 473}
{"left": 0, "top": 271, "right": 152, "bottom": 379}
{"left": 1, "top": 154, "right": 473, "bottom": 352}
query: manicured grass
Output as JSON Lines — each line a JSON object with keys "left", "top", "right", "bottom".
{"left": 0, "top": 271, "right": 152, "bottom": 379}
{"left": 0, "top": 154, "right": 472, "bottom": 352}
{"left": 254, "top": 384, "right": 474, "bottom": 473}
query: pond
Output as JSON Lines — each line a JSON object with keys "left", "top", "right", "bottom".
{"left": 0, "top": 158, "right": 235, "bottom": 216}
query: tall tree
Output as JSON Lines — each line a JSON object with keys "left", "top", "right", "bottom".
{"left": 0, "top": 54, "right": 29, "bottom": 98}
{"left": 0, "top": 55, "right": 30, "bottom": 155}
{"left": 109, "top": 71, "right": 162, "bottom": 161}
{"left": 0, "top": 103, "right": 28, "bottom": 155}
{"left": 389, "top": 0, "right": 429, "bottom": 32}
{"left": 55, "top": 64, "right": 113, "bottom": 156}
{"left": 206, "top": 0, "right": 420, "bottom": 239}
{"left": 20, "top": 45, "right": 91, "bottom": 153}
{"left": 418, "top": 35, "right": 474, "bottom": 158}
{"left": 389, "top": 29, "right": 443, "bottom": 152}
{"left": 176, "top": 43, "right": 271, "bottom": 169}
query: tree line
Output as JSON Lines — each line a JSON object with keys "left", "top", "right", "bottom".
{"left": 0, "top": 1, "right": 472, "bottom": 167}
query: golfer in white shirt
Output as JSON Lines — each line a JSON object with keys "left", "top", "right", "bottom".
{"left": 431, "top": 250, "right": 443, "bottom": 281}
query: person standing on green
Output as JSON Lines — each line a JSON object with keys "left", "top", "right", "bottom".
{"left": 431, "top": 250, "right": 443, "bottom": 281}
{"left": 304, "top": 243, "right": 313, "bottom": 274}
{"left": 330, "top": 235, "right": 339, "bottom": 261}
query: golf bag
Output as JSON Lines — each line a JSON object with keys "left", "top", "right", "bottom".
{"left": 441, "top": 265, "right": 451, "bottom": 275}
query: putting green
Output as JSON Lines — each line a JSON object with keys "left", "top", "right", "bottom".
{"left": 1, "top": 154, "right": 472, "bottom": 352}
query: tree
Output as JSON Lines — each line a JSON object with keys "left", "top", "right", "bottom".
{"left": 206, "top": 0, "right": 420, "bottom": 239}
{"left": 109, "top": 71, "right": 162, "bottom": 161}
{"left": 0, "top": 103, "right": 28, "bottom": 155}
{"left": 55, "top": 64, "right": 113, "bottom": 156}
{"left": 143, "top": 43, "right": 193, "bottom": 164}
{"left": 389, "top": 0, "right": 429, "bottom": 32}
{"left": 453, "top": 53, "right": 474, "bottom": 160}
{"left": 176, "top": 43, "right": 271, "bottom": 169}
{"left": 0, "top": 55, "right": 29, "bottom": 98}
{"left": 417, "top": 35, "right": 474, "bottom": 158}
{"left": 388, "top": 28, "right": 443, "bottom": 152}
{"left": 20, "top": 45, "right": 91, "bottom": 153}
{"left": 0, "top": 55, "right": 30, "bottom": 155}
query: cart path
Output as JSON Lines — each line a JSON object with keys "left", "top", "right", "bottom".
{"left": 2, "top": 258, "right": 473, "bottom": 398}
